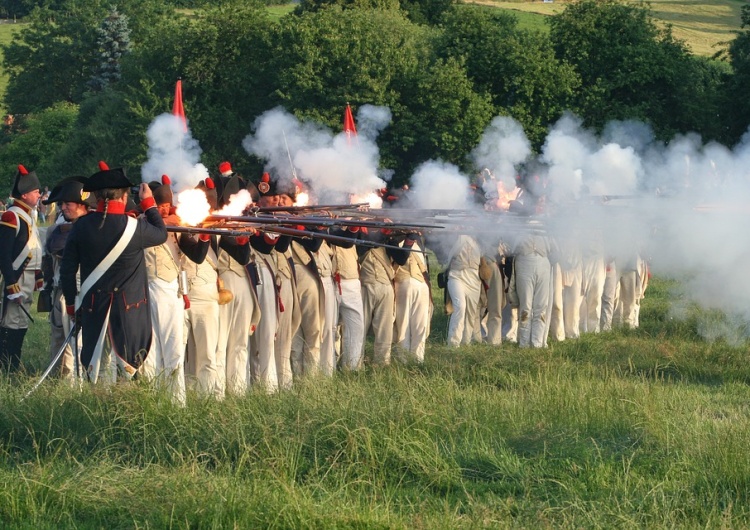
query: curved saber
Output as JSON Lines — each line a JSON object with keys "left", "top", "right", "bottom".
{"left": 21, "top": 325, "right": 77, "bottom": 401}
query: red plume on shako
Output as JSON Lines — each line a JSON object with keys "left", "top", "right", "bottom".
{"left": 258, "top": 172, "right": 271, "bottom": 194}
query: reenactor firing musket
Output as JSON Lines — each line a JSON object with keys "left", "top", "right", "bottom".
{"left": 204, "top": 214, "right": 445, "bottom": 232}
{"left": 166, "top": 225, "right": 427, "bottom": 253}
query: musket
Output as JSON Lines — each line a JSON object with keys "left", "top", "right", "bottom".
{"left": 167, "top": 225, "right": 426, "bottom": 253}
{"left": 247, "top": 203, "right": 370, "bottom": 214}
{"left": 205, "top": 214, "right": 444, "bottom": 231}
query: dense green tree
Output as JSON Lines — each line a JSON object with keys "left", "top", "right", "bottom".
{"left": 294, "top": 0, "right": 400, "bottom": 16}
{"left": 273, "top": 7, "right": 429, "bottom": 128}
{"left": 725, "top": 4, "right": 750, "bottom": 142}
{"left": 383, "top": 57, "right": 495, "bottom": 181}
{"left": 121, "top": 2, "right": 276, "bottom": 176}
{"left": 548, "top": 0, "right": 721, "bottom": 141}
{"left": 1, "top": 0, "right": 172, "bottom": 114}
{"left": 0, "top": 102, "right": 78, "bottom": 191}
{"left": 438, "top": 5, "right": 579, "bottom": 147}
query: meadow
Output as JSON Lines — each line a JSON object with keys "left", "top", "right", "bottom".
{"left": 1, "top": 275, "right": 750, "bottom": 528}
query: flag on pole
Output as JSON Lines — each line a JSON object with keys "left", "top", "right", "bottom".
{"left": 343, "top": 103, "right": 357, "bottom": 145}
{"left": 173, "top": 78, "right": 187, "bottom": 132}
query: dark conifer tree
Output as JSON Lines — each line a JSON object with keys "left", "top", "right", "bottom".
{"left": 88, "top": 7, "right": 132, "bottom": 92}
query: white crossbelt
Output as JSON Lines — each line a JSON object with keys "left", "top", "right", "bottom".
{"left": 75, "top": 217, "right": 137, "bottom": 311}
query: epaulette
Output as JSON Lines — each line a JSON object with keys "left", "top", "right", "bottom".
{"left": 0, "top": 210, "right": 18, "bottom": 230}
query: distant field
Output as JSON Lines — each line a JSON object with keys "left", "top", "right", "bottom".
{"left": 472, "top": 0, "right": 743, "bottom": 56}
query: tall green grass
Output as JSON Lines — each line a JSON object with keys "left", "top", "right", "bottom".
{"left": 2, "top": 276, "right": 750, "bottom": 528}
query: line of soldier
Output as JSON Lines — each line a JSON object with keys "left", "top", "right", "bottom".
{"left": 1, "top": 162, "right": 434, "bottom": 406}
{"left": 2, "top": 162, "right": 649, "bottom": 403}
{"left": 438, "top": 192, "right": 650, "bottom": 349}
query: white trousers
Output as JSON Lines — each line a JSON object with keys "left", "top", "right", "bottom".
{"left": 336, "top": 278, "right": 365, "bottom": 371}
{"left": 184, "top": 289, "right": 220, "bottom": 397}
{"left": 217, "top": 272, "right": 255, "bottom": 396}
{"left": 548, "top": 263, "right": 565, "bottom": 342}
{"left": 561, "top": 265, "right": 583, "bottom": 339}
{"left": 249, "top": 264, "right": 279, "bottom": 392}
{"left": 319, "top": 276, "right": 338, "bottom": 376}
{"left": 361, "top": 281, "right": 394, "bottom": 365}
{"left": 579, "top": 256, "right": 605, "bottom": 334}
{"left": 394, "top": 277, "right": 430, "bottom": 362}
{"left": 274, "top": 276, "right": 295, "bottom": 390}
{"left": 515, "top": 254, "right": 552, "bottom": 348}
{"left": 484, "top": 264, "right": 504, "bottom": 345}
{"left": 144, "top": 278, "right": 186, "bottom": 405}
{"left": 290, "top": 265, "right": 321, "bottom": 377}
{"left": 447, "top": 269, "right": 482, "bottom": 347}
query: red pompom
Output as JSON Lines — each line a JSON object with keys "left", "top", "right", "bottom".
{"left": 204, "top": 177, "right": 215, "bottom": 189}
{"left": 236, "top": 236, "right": 249, "bottom": 246}
{"left": 17, "top": 164, "right": 28, "bottom": 175}
{"left": 219, "top": 161, "right": 232, "bottom": 174}
{"left": 261, "top": 172, "right": 270, "bottom": 183}
{"left": 161, "top": 174, "right": 171, "bottom": 185}
{"left": 98, "top": 161, "right": 109, "bottom": 171}
{"left": 199, "top": 233, "right": 210, "bottom": 242}
{"left": 295, "top": 225, "right": 306, "bottom": 232}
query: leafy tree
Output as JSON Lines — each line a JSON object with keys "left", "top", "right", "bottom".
{"left": 88, "top": 7, "right": 132, "bottom": 92}
{"left": 121, "top": 2, "right": 277, "bottom": 176}
{"left": 0, "top": 102, "right": 78, "bottom": 191}
{"left": 1, "top": 0, "right": 173, "bottom": 114}
{"left": 274, "top": 7, "right": 429, "bottom": 127}
{"left": 438, "top": 5, "right": 579, "bottom": 147}
{"left": 399, "top": 0, "right": 454, "bottom": 26}
{"left": 383, "top": 56, "right": 495, "bottom": 181}
{"left": 725, "top": 4, "right": 750, "bottom": 142}
{"left": 294, "top": 0, "right": 400, "bottom": 16}
{"left": 548, "top": 0, "right": 716, "bottom": 140}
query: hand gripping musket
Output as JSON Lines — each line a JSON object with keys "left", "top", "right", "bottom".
{"left": 166, "top": 225, "right": 427, "bottom": 253}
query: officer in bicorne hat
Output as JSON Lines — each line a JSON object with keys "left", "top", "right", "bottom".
{"left": 0, "top": 164, "right": 42, "bottom": 371}
{"left": 60, "top": 162, "right": 168, "bottom": 383}
{"left": 41, "top": 176, "right": 95, "bottom": 379}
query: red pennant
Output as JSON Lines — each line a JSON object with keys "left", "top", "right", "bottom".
{"left": 343, "top": 103, "right": 357, "bottom": 146}
{"left": 173, "top": 79, "right": 187, "bottom": 132}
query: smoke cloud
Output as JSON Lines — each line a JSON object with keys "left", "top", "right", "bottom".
{"left": 140, "top": 114, "right": 209, "bottom": 195}
{"left": 242, "top": 106, "right": 390, "bottom": 203}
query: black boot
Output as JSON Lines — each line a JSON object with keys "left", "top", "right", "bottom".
{"left": 0, "top": 327, "right": 9, "bottom": 372}
{"left": 0, "top": 327, "right": 26, "bottom": 373}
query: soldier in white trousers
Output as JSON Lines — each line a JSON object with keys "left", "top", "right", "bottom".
{"left": 508, "top": 220, "right": 553, "bottom": 348}
{"left": 390, "top": 233, "right": 431, "bottom": 362}
{"left": 358, "top": 233, "right": 396, "bottom": 365}
{"left": 445, "top": 235, "right": 482, "bottom": 347}
{"left": 331, "top": 229, "right": 365, "bottom": 371}
{"left": 142, "top": 177, "right": 209, "bottom": 405}
{"left": 290, "top": 237, "right": 324, "bottom": 377}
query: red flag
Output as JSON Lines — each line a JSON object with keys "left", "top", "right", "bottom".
{"left": 343, "top": 103, "right": 357, "bottom": 145}
{"left": 173, "top": 78, "right": 187, "bottom": 132}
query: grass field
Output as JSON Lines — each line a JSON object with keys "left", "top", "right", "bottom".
{"left": 2, "top": 274, "right": 750, "bottom": 528}
{"left": 472, "top": 0, "right": 744, "bottom": 56}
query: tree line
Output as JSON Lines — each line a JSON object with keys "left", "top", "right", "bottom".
{"left": 0, "top": 0, "right": 748, "bottom": 191}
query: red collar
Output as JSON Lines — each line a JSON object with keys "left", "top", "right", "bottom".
{"left": 96, "top": 200, "right": 127, "bottom": 214}
{"left": 10, "top": 198, "right": 34, "bottom": 214}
